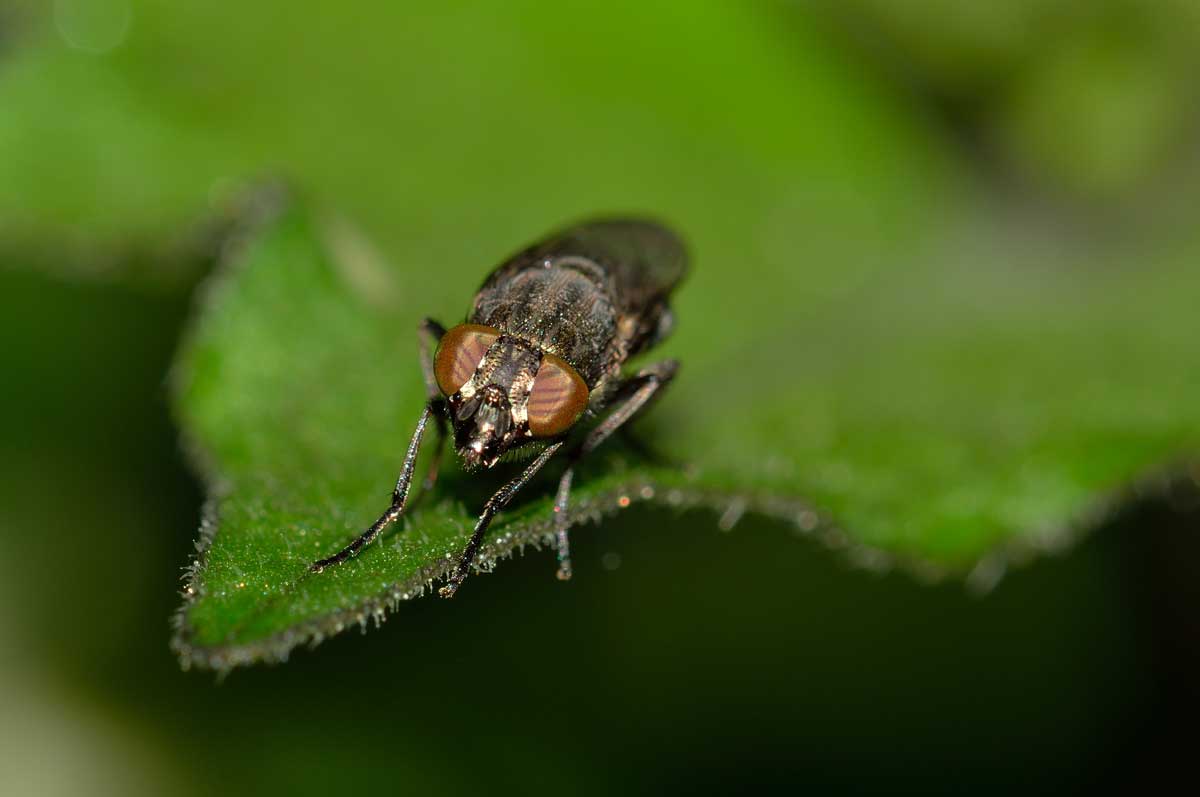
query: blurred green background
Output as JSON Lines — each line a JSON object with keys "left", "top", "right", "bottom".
{"left": 1, "top": 1, "right": 1198, "bottom": 794}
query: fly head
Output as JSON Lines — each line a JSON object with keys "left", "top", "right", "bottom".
{"left": 433, "top": 324, "right": 592, "bottom": 468}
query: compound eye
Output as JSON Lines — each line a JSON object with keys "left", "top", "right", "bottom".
{"left": 527, "top": 353, "right": 589, "bottom": 437}
{"left": 434, "top": 324, "right": 500, "bottom": 396}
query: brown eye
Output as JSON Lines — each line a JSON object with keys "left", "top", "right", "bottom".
{"left": 527, "top": 353, "right": 589, "bottom": 437}
{"left": 434, "top": 324, "right": 500, "bottom": 396}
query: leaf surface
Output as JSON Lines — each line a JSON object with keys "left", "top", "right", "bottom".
{"left": 171, "top": 196, "right": 1199, "bottom": 668}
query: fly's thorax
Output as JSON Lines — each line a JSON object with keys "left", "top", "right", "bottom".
{"left": 470, "top": 261, "right": 618, "bottom": 386}
{"left": 434, "top": 328, "right": 590, "bottom": 468}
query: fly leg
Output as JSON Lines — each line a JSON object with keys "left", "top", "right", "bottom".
{"left": 553, "top": 359, "right": 678, "bottom": 580}
{"left": 438, "top": 441, "right": 565, "bottom": 598}
{"left": 310, "top": 318, "right": 450, "bottom": 573}
{"left": 417, "top": 318, "right": 448, "bottom": 493}
{"left": 310, "top": 404, "right": 437, "bottom": 572}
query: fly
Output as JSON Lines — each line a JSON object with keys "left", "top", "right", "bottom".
{"left": 311, "top": 219, "right": 688, "bottom": 597}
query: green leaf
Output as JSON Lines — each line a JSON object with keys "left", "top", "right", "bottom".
{"left": 19, "top": 0, "right": 1184, "bottom": 668}
{"left": 172, "top": 193, "right": 1200, "bottom": 669}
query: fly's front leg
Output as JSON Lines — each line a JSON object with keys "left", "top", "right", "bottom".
{"left": 310, "top": 404, "right": 436, "bottom": 572}
{"left": 439, "top": 441, "right": 565, "bottom": 598}
{"left": 418, "top": 317, "right": 447, "bottom": 398}
{"left": 553, "top": 359, "right": 678, "bottom": 580}
{"left": 418, "top": 318, "right": 448, "bottom": 493}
